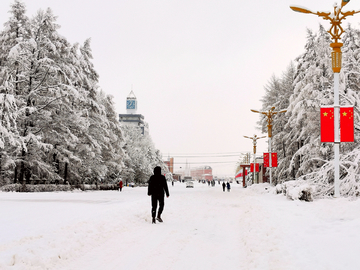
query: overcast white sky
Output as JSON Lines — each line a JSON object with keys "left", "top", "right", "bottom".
{"left": 1, "top": 0, "right": 359, "bottom": 177}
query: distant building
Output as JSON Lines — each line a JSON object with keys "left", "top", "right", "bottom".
{"left": 119, "top": 90, "right": 148, "bottom": 135}
{"left": 164, "top": 158, "right": 174, "bottom": 174}
{"left": 190, "top": 166, "right": 213, "bottom": 181}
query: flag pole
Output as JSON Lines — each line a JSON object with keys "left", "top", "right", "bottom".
{"left": 269, "top": 136, "right": 272, "bottom": 185}
{"left": 334, "top": 70, "right": 340, "bottom": 197}
{"left": 332, "top": 41, "right": 342, "bottom": 197}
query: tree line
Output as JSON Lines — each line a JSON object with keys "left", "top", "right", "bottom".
{"left": 0, "top": 1, "right": 166, "bottom": 187}
{"left": 258, "top": 24, "right": 360, "bottom": 197}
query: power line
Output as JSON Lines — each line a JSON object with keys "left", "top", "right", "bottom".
{"left": 170, "top": 155, "right": 243, "bottom": 158}
{"left": 164, "top": 151, "right": 247, "bottom": 155}
{"left": 174, "top": 161, "right": 240, "bottom": 165}
{"left": 164, "top": 152, "right": 250, "bottom": 158}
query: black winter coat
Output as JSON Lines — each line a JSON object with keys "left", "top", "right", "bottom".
{"left": 148, "top": 167, "right": 169, "bottom": 197}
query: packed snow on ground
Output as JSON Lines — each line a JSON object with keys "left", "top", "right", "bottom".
{"left": 1, "top": 182, "right": 360, "bottom": 270}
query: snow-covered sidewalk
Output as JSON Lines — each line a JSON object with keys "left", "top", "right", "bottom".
{"left": 1, "top": 182, "right": 360, "bottom": 270}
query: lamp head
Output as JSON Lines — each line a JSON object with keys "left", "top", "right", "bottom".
{"left": 290, "top": 5, "right": 313, "bottom": 14}
{"left": 342, "top": 0, "right": 350, "bottom": 7}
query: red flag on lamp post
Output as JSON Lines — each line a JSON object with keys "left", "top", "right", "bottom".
{"left": 271, "top": 153, "right": 278, "bottom": 167}
{"left": 263, "top": 153, "right": 269, "bottom": 167}
{"left": 250, "top": 163, "right": 254, "bottom": 172}
{"left": 255, "top": 163, "right": 260, "bottom": 172}
{"left": 340, "top": 107, "right": 354, "bottom": 142}
{"left": 320, "top": 107, "right": 335, "bottom": 142}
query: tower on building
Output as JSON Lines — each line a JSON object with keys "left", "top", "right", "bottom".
{"left": 119, "top": 89, "right": 148, "bottom": 135}
{"left": 126, "top": 90, "right": 137, "bottom": 114}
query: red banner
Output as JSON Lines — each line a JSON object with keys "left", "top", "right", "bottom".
{"left": 271, "top": 153, "right": 278, "bottom": 167}
{"left": 340, "top": 107, "right": 354, "bottom": 142}
{"left": 320, "top": 107, "right": 334, "bottom": 142}
{"left": 264, "top": 153, "right": 269, "bottom": 167}
{"left": 250, "top": 163, "right": 260, "bottom": 172}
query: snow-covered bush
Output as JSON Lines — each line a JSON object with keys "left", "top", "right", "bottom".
{"left": 98, "top": 184, "right": 118, "bottom": 190}
{"left": 279, "top": 180, "right": 314, "bottom": 202}
{"left": 0, "top": 184, "right": 73, "bottom": 192}
{"left": 275, "top": 184, "right": 285, "bottom": 194}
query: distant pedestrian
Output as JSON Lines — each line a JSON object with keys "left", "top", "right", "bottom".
{"left": 148, "top": 166, "right": 170, "bottom": 224}
{"left": 172, "top": 180, "right": 174, "bottom": 186}
{"left": 119, "top": 180, "right": 123, "bottom": 192}
{"left": 222, "top": 182, "right": 226, "bottom": 192}
{"left": 226, "top": 182, "right": 231, "bottom": 192}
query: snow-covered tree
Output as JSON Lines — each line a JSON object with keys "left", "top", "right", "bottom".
{"left": 121, "top": 126, "right": 166, "bottom": 184}
{"left": 0, "top": 1, "right": 128, "bottom": 185}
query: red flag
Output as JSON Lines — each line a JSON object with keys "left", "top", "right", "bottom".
{"left": 271, "top": 153, "right": 278, "bottom": 167}
{"left": 340, "top": 107, "right": 354, "bottom": 142}
{"left": 264, "top": 153, "right": 269, "bottom": 167}
{"left": 255, "top": 163, "right": 260, "bottom": 172}
{"left": 250, "top": 163, "right": 254, "bottom": 172}
{"left": 320, "top": 107, "right": 334, "bottom": 142}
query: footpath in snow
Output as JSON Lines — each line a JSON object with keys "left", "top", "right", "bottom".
{"left": 1, "top": 182, "right": 360, "bottom": 270}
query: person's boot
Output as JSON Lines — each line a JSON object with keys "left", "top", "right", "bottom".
{"left": 156, "top": 215, "right": 163, "bottom": 222}
{"left": 152, "top": 217, "right": 156, "bottom": 224}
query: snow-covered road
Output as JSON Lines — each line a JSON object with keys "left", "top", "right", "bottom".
{"left": 1, "top": 182, "right": 360, "bottom": 270}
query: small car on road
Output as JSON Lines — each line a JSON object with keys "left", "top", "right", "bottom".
{"left": 186, "top": 181, "right": 194, "bottom": 188}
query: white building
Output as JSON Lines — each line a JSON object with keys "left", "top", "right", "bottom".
{"left": 119, "top": 90, "right": 148, "bottom": 135}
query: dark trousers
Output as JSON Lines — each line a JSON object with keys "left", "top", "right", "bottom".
{"left": 151, "top": 195, "right": 164, "bottom": 218}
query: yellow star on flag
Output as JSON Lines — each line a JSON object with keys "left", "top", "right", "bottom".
{"left": 342, "top": 112, "right": 347, "bottom": 116}
{"left": 323, "top": 112, "right": 328, "bottom": 116}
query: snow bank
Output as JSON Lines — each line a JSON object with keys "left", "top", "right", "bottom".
{"left": 0, "top": 183, "right": 119, "bottom": 192}
{"left": 276, "top": 180, "right": 314, "bottom": 201}
{"left": 0, "top": 184, "right": 73, "bottom": 192}
{"left": 247, "top": 182, "right": 273, "bottom": 194}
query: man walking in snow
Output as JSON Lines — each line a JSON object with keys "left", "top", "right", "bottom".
{"left": 148, "top": 166, "right": 170, "bottom": 224}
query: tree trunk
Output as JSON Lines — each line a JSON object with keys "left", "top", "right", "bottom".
{"left": 25, "top": 168, "right": 31, "bottom": 184}
{"left": 14, "top": 166, "right": 18, "bottom": 183}
{"left": 64, "top": 162, "right": 68, "bottom": 184}
{"left": 282, "top": 141, "right": 286, "bottom": 158}
{"left": 19, "top": 148, "right": 26, "bottom": 184}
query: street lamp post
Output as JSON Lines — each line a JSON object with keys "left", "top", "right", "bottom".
{"left": 290, "top": 0, "right": 360, "bottom": 197}
{"left": 251, "top": 107, "right": 287, "bottom": 185}
{"left": 244, "top": 135, "right": 266, "bottom": 184}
